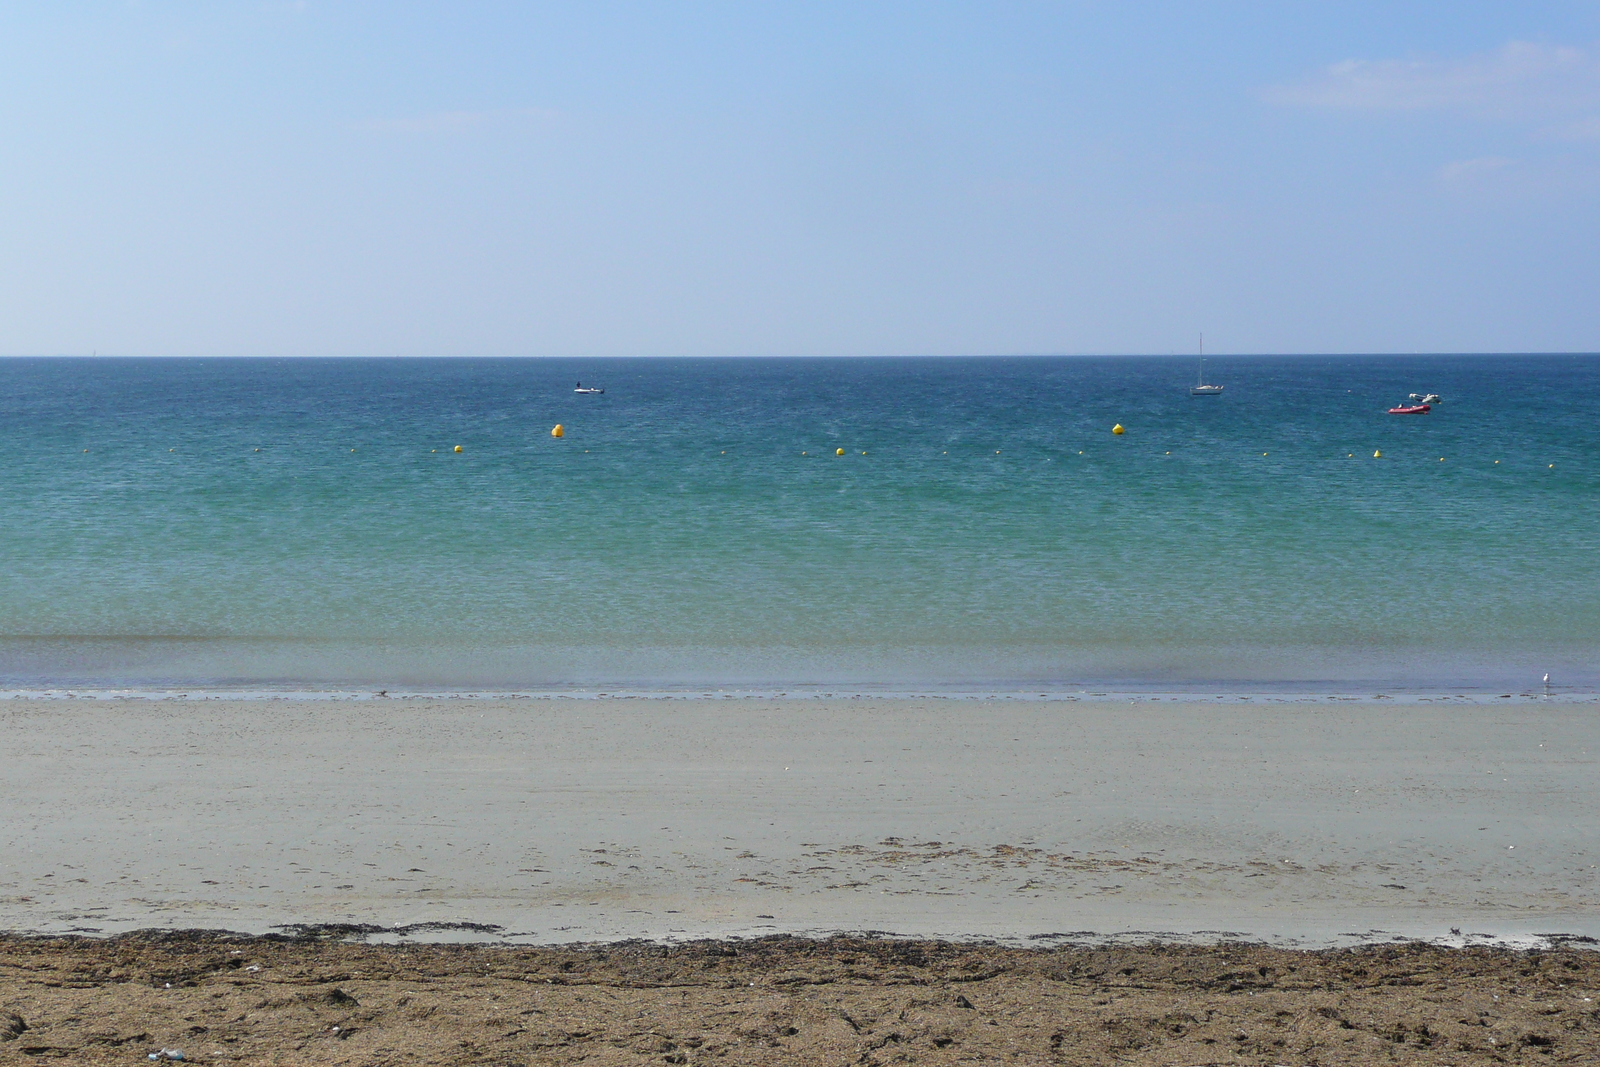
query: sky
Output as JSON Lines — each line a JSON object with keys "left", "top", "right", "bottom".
{"left": 2, "top": 2, "right": 1599, "bottom": 357}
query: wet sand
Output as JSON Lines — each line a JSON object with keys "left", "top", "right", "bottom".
{"left": 2, "top": 697, "right": 1597, "bottom": 945}
{"left": 2, "top": 932, "right": 1598, "bottom": 1065}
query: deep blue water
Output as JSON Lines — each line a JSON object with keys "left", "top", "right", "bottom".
{"left": 2, "top": 355, "right": 1596, "bottom": 690}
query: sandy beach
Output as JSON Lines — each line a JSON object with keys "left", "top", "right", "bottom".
{"left": 2, "top": 697, "right": 1597, "bottom": 946}
{"left": 3, "top": 932, "right": 1599, "bottom": 1065}
{"left": 4, "top": 696, "right": 1600, "bottom": 1062}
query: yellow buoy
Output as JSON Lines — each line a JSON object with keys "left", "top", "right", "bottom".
{"left": 1111, "top": 424, "right": 1124, "bottom": 435}
{"left": 1549, "top": 463, "right": 1555, "bottom": 468}
{"left": 1439, "top": 457, "right": 1444, "bottom": 462}
{"left": 1262, "top": 452, "right": 1268, "bottom": 456}
{"left": 995, "top": 450, "right": 1000, "bottom": 454}
{"left": 861, "top": 451, "right": 867, "bottom": 455}
{"left": 83, "top": 449, "right": 89, "bottom": 453}
{"left": 351, "top": 448, "right": 356, "bottom": 453}
{"left": 1494, "top": 460, "right": 1499, "bottom": 464}
{"left": 454, "top": 445, "right": 463, "bottom": 453}
{"left": 836, "top": 448, "right": 845, "bottom": 456}
{"left": 551, "top": 424, "right": 564, "bottom": 438}
{"left": 1373, "top": 450, "right": 1382, "bottom": 458}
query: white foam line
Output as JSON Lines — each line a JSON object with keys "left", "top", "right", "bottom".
{"left": 1, "top": 686, "right": 1596, "bottom": 704}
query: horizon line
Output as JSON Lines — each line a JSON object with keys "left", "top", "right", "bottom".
{"left": 4, "top": 351, "right": 1599, "bottom": 360}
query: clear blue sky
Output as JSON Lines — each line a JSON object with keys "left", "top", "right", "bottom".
{"left": 3, "top": 2, "right": 1598, "bottom": 356}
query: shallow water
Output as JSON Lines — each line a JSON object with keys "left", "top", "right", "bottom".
{"left": 2, "top": 355, "right": 1596, "bottom": 690}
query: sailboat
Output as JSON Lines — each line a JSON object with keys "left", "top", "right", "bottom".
{"left": 1190, "top": 335, "right": 1222, "bottom": 395}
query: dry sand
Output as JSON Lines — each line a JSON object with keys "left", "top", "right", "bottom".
{"left": 2, "top": 932, "right": 1599, "bottom": 1065}
{"left": 3, "top": 697, "right": 1597, "bottom": 945}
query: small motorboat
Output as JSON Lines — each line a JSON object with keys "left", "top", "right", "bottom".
{"left": 1409, "top": 393, "right": 1441, "bottom": 404}
{"left": 1388, "top": 403, "right": 1431, "bottom": 415}
{"left": 574, "top": 382, "right": 605, "bottom": 394}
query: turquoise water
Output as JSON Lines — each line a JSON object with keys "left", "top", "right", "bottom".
{"left": 2, "top": 355, "right": 1596, "bottom": 691}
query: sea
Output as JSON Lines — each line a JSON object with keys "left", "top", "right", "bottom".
{"left": 2, "top": 354, "right": 1596, "bottom": 696}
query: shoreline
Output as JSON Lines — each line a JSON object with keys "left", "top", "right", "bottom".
{"left": 4, "top": 686, "right": 1597, "bottom": 703}
{"left": 9, "top": 924, "right": 1595, "bottom": 954}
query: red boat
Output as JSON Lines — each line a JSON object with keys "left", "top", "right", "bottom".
{"left": 1388, "top": 403, "right": 1431, "bottom": 415}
